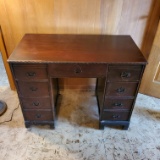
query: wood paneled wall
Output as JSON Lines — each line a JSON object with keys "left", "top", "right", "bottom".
{"left": 0, "top": 0, "right": 159, "bottom": 90}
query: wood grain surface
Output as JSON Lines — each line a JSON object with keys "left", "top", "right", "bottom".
{"left": 8, "top": 34, "right": 146, "bottom": 64}
{"left": 0, "top": 0, "right": 159, "bottom": 90}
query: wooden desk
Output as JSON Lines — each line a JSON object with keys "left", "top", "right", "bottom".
{"left": 8, "top": 34, "right": 147, "bottom": 129}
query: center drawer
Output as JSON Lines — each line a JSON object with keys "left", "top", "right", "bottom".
{"left": 48, "top": 63, "right": 107, "bottom": 77}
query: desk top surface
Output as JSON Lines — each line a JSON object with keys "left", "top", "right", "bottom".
{"left": 8, "top": 34, "right": 147, "bottom": 64}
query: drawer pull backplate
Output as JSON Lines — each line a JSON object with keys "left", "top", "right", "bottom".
{"left": 112, "top": 115, "right": 120, "bottom": 119}
{"left": 30, "top": 87, "right": 38, "bottom": 92}
{"left": 113, "top": 103, "right": 123, "bottom": 107}
{"left": 121, "top": 71, "right": 131, "bottom": 78}
{"left": 26, "top": 72, "right": 36, "bottom": 77}
{"left": 116, "top": 87, "right": 125, "bottom": 93}
{"left": 36, "top": 113, "right": 41, "bottom": 119}
{"left": 33, "top": 102, "right": 40, "bottom": 106}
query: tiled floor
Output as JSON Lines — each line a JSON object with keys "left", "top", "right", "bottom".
{"left": 0, "top": 54, "right": 160, "bottom": 160}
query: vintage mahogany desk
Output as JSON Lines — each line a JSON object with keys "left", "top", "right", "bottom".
{"left": 8, "top": 34, "right": 147, "bottom": 129}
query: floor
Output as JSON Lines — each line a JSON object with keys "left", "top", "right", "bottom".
{"left": 0, "top": 54, "right": 160, "bottom": 160}
{"left": 0, "top": 54, "right": 9, "bottom": 86}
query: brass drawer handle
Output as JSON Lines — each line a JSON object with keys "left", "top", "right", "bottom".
{"left": 112, "top": 115, "right": 120, "bottom": 119}
{"left": 113, "top": 103, "right": 123, "bottom": 107}
{"left": 121, "top": 72, "right": 131, "bottom": 78}
{"left": 30, "top": 87, "right": 38, "bottom": 91}
{"left": 36, "top": 113, "right": 41, "bottom": 119}
{"left": 26, "top": 72, "right": 36, "bottom": 77}
{"left": 116, "top": 87, "right": 125, "bottom": 93}
{"left": 33, "top": 102, "right": 40, "bottom": 106}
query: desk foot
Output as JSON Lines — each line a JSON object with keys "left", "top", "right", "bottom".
{"left": 24, "top": 121, "right": 55, "bottom": 129}
{"left": 99, "top": 120, "right": 130, "bottom": 130}
{"left": 25, "top": 121, "right": 30, "bottom": 128}
{"left": 99, "top": 122, "right": 105, "bottom": 130}
{"left": 122, "top": 124, "right": 129, "bottom": 130}
{"left": 50, "top": 124, "right": 55, "bottom": 129}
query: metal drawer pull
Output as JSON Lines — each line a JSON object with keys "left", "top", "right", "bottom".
{"left": 121, "top": 71, "right": 131, "bottom": 78}
{"left": 113, "top": 103, "right": 123, "bottom": 107}
{"left": 36, "top": 113, "right": 41, "bottom": 118}
{"left": 74, "top": 68, "right": 82, "bottom": 74}
{"left": 116, "top": 87, "right": 125, "bottom": 93}
{"left": 74, "top": 65, "right": 82, "bottom": 74}
{"left": 30, "top": 87, "right": 38, "bottom": 91}
{"left": 33, "top": 102, "right": 40, "bottom": 106}
{"left": 112, "top": 115, "right": 120, "bottom": 119}
{"left": 26, "top": 72, "right": 36, "bottom": 77}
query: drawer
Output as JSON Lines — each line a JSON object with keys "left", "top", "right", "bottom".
{"left": 12, "top": 64, "right": 48, "bottom": 80}
{"left": 17, "top": 82, "right": 49, "bottom": 97}
{"left": 23, "top": 110, "right": 53, "bottom": 121}
{"left": 48, "top": 63, "right": 107, "bottom": 77}
{"left": 101, "top": 111, "right": 130, "bottom": 121}
{"left": 103, "top": 98, "right": 134, "bottom": 110}
{"left": 20, "top": 97, "right": 51, "bottom": 109}
{"left": 105, "top": 82, "right": 138, "bottom": 97}
{"left": 107, "top": 65, "right": 142, "bottom": 82}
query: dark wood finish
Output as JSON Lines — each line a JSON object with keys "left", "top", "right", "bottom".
{"left": 105, "top": 82, "right": 138, "bottom": 97}
{"left": 24, "top": 110, "right": 53, "bottom": 121}
{"left": 103, "top": 98, "right": 134, "bottom": 110}
{"left": 17, "top": 82, "right": 50, "bottom": 97}
{"left": 107, "top": 65, "right": 143, "bottom": 82}
{"left": 96, "top": 77, "right": 107, "bottom": 113}
{"left": 99, "top": 120, "right": 130, "bottom": 130}
{"left": 25, "top": 121, "right": 55, "bottom": 129}
{"left": 21, "top": 97, "right": 51, "bottom": 109}
{"left": 12, "top": 64, "right": 48, "bottom": 81}
{"left": 101, "top": 111, "right": 130, "bottom": 121}
{"left": 99, "top": 63, "right": 146, "bottom": 129}
{"left": 8, "top": 34, "right": 147, "bottom": 130}
{"left": 48, "top": 64, "right": 107, "bottom": 78}
{"left": 8, "top": 34, "right": 146, "bottom": 64}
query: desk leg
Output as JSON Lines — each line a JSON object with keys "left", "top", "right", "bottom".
{"left": 50, "top": 78, "right": 59, "bottom": 129}
{"left": 25, "top": 121, "right": 30, "bottom": 128}
{"left": 50, "top": 123, "right": 55, "bottom": 129}
{"left": 99, "top": 121, "right": 105, "bottom": 130}
{"left": 96, "top": 78, "right": 106, "bottom": 130}
{"left": 99, "top": 120, "right": 130, "bottom": 130}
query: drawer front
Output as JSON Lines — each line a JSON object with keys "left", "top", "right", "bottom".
{"left": 48, "top": 63, "right": 107, "bottom": 77}
{"left": 107, "top": 65, "right": 142, "bottom": 82}
{"left": 12, "top": 64, "right": 48, "bottom": 80}
{"left": 20, "top": 97, "right": 51, "bottom": 109}
{"left": 105, "top": 82, "right": 138, "bottom": 97}
{"left": 103, "top": 98, "right": 134, "bottom": 110}
{"left": 24, "top": 110, "right": 53, "bottom": 121}
{"left": 17, "top": 82, "right": 49, "bottom": 97}
{"left": 101, "top": 111, "right": 130, "bottom": 121}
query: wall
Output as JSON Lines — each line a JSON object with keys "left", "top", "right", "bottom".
{"left": 0, "top": 0, "right": 159, "bottom": 90}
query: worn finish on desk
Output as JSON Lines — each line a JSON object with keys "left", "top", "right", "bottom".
{"left": 8, "top": 34, "right": 147, "bottom": 129}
